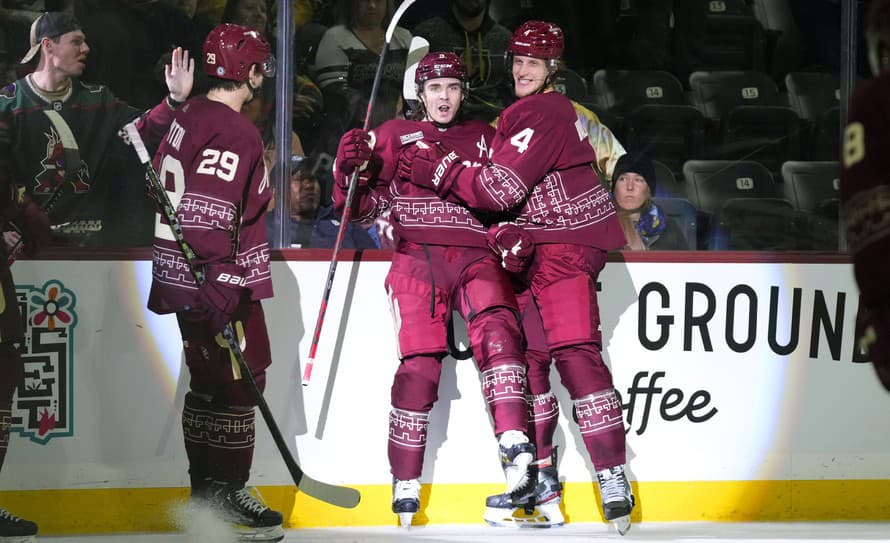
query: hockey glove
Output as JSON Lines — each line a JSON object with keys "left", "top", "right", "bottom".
{"left": 335, "top": 128, "right": 373, "bottom": 177}
{"left": 856, "top": 304, "right": 890, "bottom": 391}
{"left": 397, "top": 141, "right": 462, "bottom": 196}
{"left": 195, "top": 262, "right": 246, "bottom": 334}
{"left": 486, "top": 223, "right": 535, "bottom": 274}
{"left": 8, "top": 192, "right": 51, "bottom": 257}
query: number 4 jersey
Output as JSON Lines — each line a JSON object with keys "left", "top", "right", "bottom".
{"left": 147, "top": 95, "right": 273, "bottom": 315}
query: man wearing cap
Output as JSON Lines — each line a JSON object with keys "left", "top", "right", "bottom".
{"left": 0, "top": 11, "right": 194, "bottom": 247}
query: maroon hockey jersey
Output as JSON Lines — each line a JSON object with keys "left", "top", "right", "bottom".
{"left": 841, "top": 71, "right": 890, "bottom": 308}
{"left": 148, "top": 96, "right": 272, "bottom": 314}
{"left": 334, "top": 118, "right": 496, "bottom": 248}
{"left": 440, "top": 91, "right": 625, "bottom": 250}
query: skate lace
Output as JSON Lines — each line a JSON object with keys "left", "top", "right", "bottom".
{"left": 598, "top": 467, "right": 628, "bottom": 504}
{"left": 231, "top": 488, "right": 268, "bottom": 515}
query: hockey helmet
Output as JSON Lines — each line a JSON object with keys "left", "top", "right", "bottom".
{"left": 203, "top": 23, "right": 275, "bottom": 82}
{"left": 867, "top": 0, "right": 890, "bottom": 76}
{"left": 507, "top": 20, "right": 564, "bottom": 62}
{"left": 415, "top": 52, "right": 469, "bottom": 96}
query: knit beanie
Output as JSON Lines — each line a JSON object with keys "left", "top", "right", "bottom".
{"left": 612, "top": 153, "right": 657, "bottom": 196}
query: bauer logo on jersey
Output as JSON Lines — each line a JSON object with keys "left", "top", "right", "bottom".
{"left": 11, "top": 280, "right": 78, "bottom": 445}
{"left": 399, "top": 131, "right": 424, "bottom": 145}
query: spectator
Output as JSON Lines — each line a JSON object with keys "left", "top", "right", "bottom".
{"left": 0, "top": 12, "right": 193, "bottom": 247}
{"left": 413, "top": 0, "right": 512, "bottom": 121}
{"left": 611, "top": 152, "right": 687, "bottom": 250}
{"left": 313, "top": 0, "right": 411, "bottom": 92}
{"left": 268, "top": 158, "right": 378, "bottom": 248}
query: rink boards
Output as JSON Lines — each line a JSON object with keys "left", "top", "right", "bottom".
{"left": 3, "top": 250, "right": 890, "bottom": 534}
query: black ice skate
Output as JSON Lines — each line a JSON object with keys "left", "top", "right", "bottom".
{"left": 596, "top": 465, "right": 634, "bottom": 536}
{"left": 205, "top": 482, "right": 284, "bottom": 542}
{"left": 0, "top": 507, "right": 38, "bottom": 542}
{"left": 483, "top": 462, "right": 564, "bottom": 528}
{"left": 497, "top": 430, "right": 535, "bottom": 494}
{"left": 391, "top": 478, "right": 421, "bottom": 528}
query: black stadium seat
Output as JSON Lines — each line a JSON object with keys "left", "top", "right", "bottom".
{"left": 781, "top": 160, "right": 841, "bottom": 249}
{"left": 592, "top": 70, "right": 705, "bottom": 176}
{"left": 689, "top": 70, "right": 800, "bottom": 173}
{"left": 653, "top": 197, "right": 698, "bottom": 250}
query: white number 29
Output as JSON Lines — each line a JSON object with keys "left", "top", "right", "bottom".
{"left": 510, "top": 127, "right": 535, "bottom": 154}
{"left": 197, "top": 149, "right": 239, "bottom": 181}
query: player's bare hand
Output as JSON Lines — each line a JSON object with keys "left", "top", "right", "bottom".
{"left": 165, "top": 46, "right": 194, "bottom": 103}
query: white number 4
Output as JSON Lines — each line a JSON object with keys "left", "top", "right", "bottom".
{"left": 197, "top": 149, "right": 239, "bottom": 182}
{"left": 510, "top": 127, "right": 535, "bottom": 154}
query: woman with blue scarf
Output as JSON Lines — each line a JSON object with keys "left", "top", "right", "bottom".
{"left": 611, "top": 153, "right": 688, "bottom": 251}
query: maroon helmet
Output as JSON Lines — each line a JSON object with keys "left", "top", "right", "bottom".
{"left": 507, "top": 20, "right": 565, "bottom": 61}
{"left": 415, "top": 52, "right": 469, "bottom": 87}
{"left": 203, "top": 23, "right": 275, "bottom": 81}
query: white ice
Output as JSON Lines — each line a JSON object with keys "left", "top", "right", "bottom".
{"left": 40, "top": 522, "right": 890, "bottom": 542}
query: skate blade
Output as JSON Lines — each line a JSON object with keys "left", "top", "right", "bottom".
{"left": 610, "top": 514, "right": 631, "bottom": 536}
{"left": 504, "top": 451, "right": 534, "bottom": 493}
{"left": 232, "top": 524, "right": 285, "bottom": 541}
{"left": 483, "top": 502, "right": 564, "bottom": 529}
{"left": 0, "top": 536, "right": 36, "bottom": 543}
{"left": 398, "top": 512, "right": 415, "bottom": 528}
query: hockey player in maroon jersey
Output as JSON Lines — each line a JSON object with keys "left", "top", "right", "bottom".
{"left": 397, "top": 21, "right": 635, "bottom": 534}
{"left": 0, "top": 120, "right": 50, "bottom": 541}
{"left": 332, "top": 52, "right": 535, "bottom": 527}
{"left": 842, "top": 0, "right": 890, "bottom": 393}
{"left": 147, "top": 24, "right": 282, "bottom": 542}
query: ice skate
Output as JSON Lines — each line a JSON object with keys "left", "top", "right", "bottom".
{"left": 204, "top": 483, "right": 284, "bottom": 542}
{"left": 497, "top": 430, "right": 535, "bottom": 494}
{"left": 596, "top": 465, "right": 634, "bottom": 536}
{"left": 483, "top": 462, "right": 564, "bottom": 528}
{"left": 392, "top": 478, "right": 421, "bottom": 528}
{"left": 0, "top": 507, "right": 37, "bottom": 542}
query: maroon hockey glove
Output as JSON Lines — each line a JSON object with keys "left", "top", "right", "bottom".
{"left": 486, "top": 223, "right": 535, "bottom": 274}
{"left": 195, "top": 262, "right": 247, "bottom": 334}
{"left": 335, "top": 128, "right": 373, "bottom": 177}
{"left": 9, "top": 193, "right": 51, "bottom": 257}
{"left": 856, "top": 304, "right": 890, "bottom": 391}
{"left": 396, "top": 141, "right": 462, "bottom": 195}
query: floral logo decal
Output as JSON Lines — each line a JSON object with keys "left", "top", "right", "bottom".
{"left": 13, "top": 279, "right": 78, "bottom": 444}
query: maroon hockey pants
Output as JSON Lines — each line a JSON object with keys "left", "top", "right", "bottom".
{"left": 519, "top": 244, "right": 627, "bottom": 471}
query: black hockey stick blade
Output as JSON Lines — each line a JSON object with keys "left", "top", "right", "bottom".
{"left": 120, "top": 121, "right": 361, "bottom": 509}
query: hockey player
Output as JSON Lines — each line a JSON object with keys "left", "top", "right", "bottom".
{"left": 397, "top": 21, "right": 636, "bottom": 534}
{"left": 0, "top": 11, "right": 194, "bottom": 247}
{"left": 841, "top": 0, "right": 890, "bottom": 393}
{"left": 147, "top": 24, "right": 282, "bottom": 542}
{"left": 333, "top": 52, "right": 535, "bottom": 527}
{"left": 0, "top": 120, "right": 50, "bottom": 542}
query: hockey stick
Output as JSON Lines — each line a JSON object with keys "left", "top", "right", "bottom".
{"left": 119, "top": 122, "right": 361, "bottom": 509}
{"left": 302, "top": 0, "right": 418, "bottom": 387}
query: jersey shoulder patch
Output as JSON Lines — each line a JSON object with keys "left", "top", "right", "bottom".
{"left": 0, "top": 82, "right": 18, "bottom": 99}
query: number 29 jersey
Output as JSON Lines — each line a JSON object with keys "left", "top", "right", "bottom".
{"left": 148, "top": 96, "right": 273, "bottom": 315}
